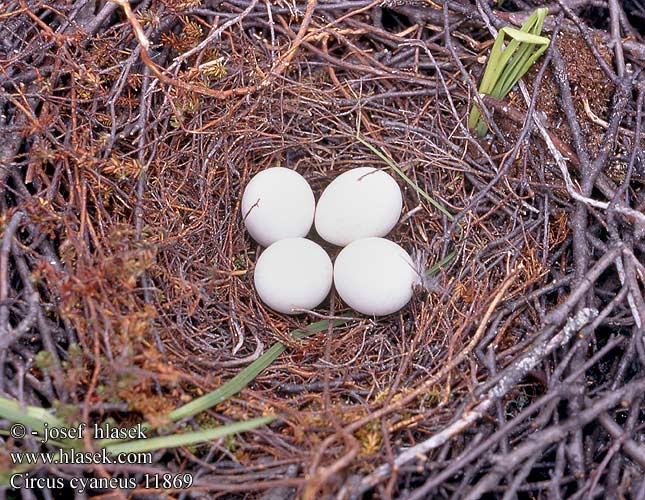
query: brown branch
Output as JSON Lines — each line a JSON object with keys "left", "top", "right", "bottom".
{"left": 111, "top": 0, "right": 257, "bottom": 99}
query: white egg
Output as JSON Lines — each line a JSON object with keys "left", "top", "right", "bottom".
{"left": 315, "top": 167, "right": 402, "bottom": 246}
{"left": 334, "top": 237, "right": 418, "bottom": 316}
{"left": 254, "top": 238, "right": 333, "bottom": 314}
{"left": 241, "top": 167, "right": 315, "bottom": 247}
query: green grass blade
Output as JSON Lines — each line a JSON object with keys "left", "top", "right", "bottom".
{"left": 470, "top": 31, "right": 521, "bottom": 133}
{"left": 95, "top": 318, "right": 347, "bottom": 448}
{"left": 104, "top": 416, "right": 275, "bottom": 454}
{"left": 3, "top": 319, "right": 349, "bottom": 470}
{"left": 167, "top": 343, "right": 286, "bottom": 423}
{"left": 474, "top": 120, "right": 489, "bottom": 137}
{"left": 0, "top": 395, "right": 65, "bottom": 435}
{"left": 496, "top": 43, "right": 548, "bottom": 98}
{"left": 166, "top": 318, "right": 343, "bottom": 423}
{"left": 477, "top": 31, "right": 508, "bottom": 95}
{"left": 503, "top": 27, "right": 549, "bottom": 44}
{"left": 494, "top": 46, "right": 538, "bottom": 97}
{"left": 468, "top": 31, "right": 510, "bottom": 130}
{"left": 495, "top": 40, "right": 548, "bottom": 98}
{"left": 494, "top": 24, "right": 549, "bottom": 98}
{"left": 425, "top": 249, "right": 457, "bottom": 277}
{"left": 494, "top": 37, "right": 523, "bottom": 78}
{"left": 494, "top": 54, "right": 525, "bottom": 96}
{"left": 355, "top": 134, "right": 455, "bottom": 221}
{"left": 468, "top": 7, "right": 550, "bottom": 136}
{"left": 467, "top": 103, "right": 482, "bottom": 130}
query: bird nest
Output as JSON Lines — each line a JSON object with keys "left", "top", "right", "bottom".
{"left": 1, "top": 0, "right": 644, "bottom": 498}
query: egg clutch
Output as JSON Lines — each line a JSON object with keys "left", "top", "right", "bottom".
{"left": 241, "top": 167, "right": 420, "bottom": 316}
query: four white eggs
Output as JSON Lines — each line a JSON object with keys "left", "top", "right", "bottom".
{"left": 242, "top": 166, "right": 421, "bottom": 316}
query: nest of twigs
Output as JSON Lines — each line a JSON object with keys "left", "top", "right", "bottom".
{"left": 1, "top": 0, "right": 644, "bottom": 498}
